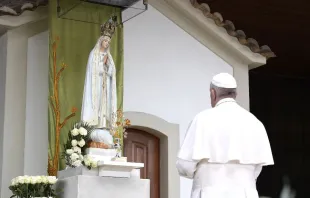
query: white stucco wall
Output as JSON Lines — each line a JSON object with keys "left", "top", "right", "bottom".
{"left": 24, "top": 31, "right": 49, "bottom": 175}
{"left": 0, "top": 20, "right": 47, "bottom": 198}
{"left": 1, "top": 29, "right": 28, "bottom": 198}
{"left": 123, "top": 5, "right": 233, "bottom": 198}
{"left": 0, "top": 32, "right": 8, "bottom": 194}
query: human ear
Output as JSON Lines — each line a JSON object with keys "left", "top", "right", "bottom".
{"left": 211, "top": 89, "right": 216, "bottom": 101}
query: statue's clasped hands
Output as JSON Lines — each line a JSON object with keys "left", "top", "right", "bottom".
{"left": 103, "top": 54, "right": 108, "bottom": 65}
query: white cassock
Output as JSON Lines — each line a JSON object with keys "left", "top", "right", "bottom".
{"left": 177, "top": 98, "right": 274, "bottom": 198}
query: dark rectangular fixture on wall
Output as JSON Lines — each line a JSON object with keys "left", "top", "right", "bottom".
{"left": 83, "top": 0, "right": 140, "bottom": 8}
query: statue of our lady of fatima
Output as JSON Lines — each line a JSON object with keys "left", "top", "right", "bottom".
{"left": 81, "top": 17, "right": 118, "bottom": 150}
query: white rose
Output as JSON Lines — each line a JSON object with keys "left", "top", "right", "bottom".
{"left": 83, "top": 155, "right": 91, "bottom": 166}
{"left": 71, "top": 128, "right": 79, "bottom": 136}
{"left": 79, "top": 127, "right": 87, "bottom": 136}
{"left": 79, "top": 154, "right": 84, "bottom": 161}
{"left": 21, "top": 176, "right": 30, "bottom": 184}
{"left": 70, "top": 153, "right": 79, "bottom": 161}
{"left": 73, "top": 146, "right": 81, "bottom": 154}
{"left": 41, "top": 176, "right": 48, "bottom": 184}
{"left": 30, "top": 176, "right": 37, "bottom": 184}
{"left": 11, "top": 178, "right": 17, "bottom": 186}
{"left": 72, "top": 160, "right": 82, "bottom": 167}
{"left": 47, "top": 176, "right": 57, "bottom": 185}
{"left": 66, "top": 149, "right": 74, "bottom": 155}
{"left": 84, "top": 158, "right": 90, "bottom": 166}
{"left": 71, "top": 140, "right": 78, "bottom": 147}
{"left": 83, "top": 155, "right": 98, "bottom": 168}
{"left": 17, "top": 176, "right": 24, "bottom": 184}
{"left": 38, "top": 176, "right": 43, "bottom": 183}
{"left": 31, "top": 176, "right": 41, "bottom": 184}
{"left": 78, "top": 139, "right": 85, "bottom": 147}
{"left": 91, "top": 161, "right": 98, "bottom": 168}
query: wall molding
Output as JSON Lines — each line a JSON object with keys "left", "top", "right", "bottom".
{"left": 1, "top": 18, "right": 48, "bottom": 198}
{"left": 0, "top": 6, "right": 47, "bottom": 34}
{"left": 124, "top": 111, "right": 180, "bottom": 198}
{"left": 149, "top": 0, "right": 266, "bottom": 69}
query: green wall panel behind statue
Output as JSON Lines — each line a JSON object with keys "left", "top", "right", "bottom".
{"left": 48, "top": 0, "right": 123, "bottom": 175}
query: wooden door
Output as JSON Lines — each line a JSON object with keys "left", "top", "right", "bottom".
{"left": 124, "top": 128, "right": 160, "bottom": 198}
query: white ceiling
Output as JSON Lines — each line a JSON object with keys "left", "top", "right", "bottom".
{"left": 0, "top": 6, "right": 47, "bottom": 35}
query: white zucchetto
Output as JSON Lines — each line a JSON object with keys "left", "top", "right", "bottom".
{"left": 211, "top": 73, "right": 237, "bottom": 88}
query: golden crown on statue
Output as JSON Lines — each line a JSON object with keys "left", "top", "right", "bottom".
{"left": 101, "top": 16, "right": 117, "bottom": 38}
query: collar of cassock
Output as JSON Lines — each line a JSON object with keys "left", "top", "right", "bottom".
{"left": 215, "top": 98, "right": 236, "bottom": 107}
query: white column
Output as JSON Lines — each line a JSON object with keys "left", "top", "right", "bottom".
{"left": 24, "top": 31, "right": 49, "bottom": 175}
{"left": 0, "top": 32, "right": 8, "bottom": 193}
{"left": 233, "top": 61, "right": 250, "bottom": 111}
{"left": 1, "top": 28, "right": 28, "bottom": 197}
{"left": 0, "top": 19, "right": 47, "bottom": 198}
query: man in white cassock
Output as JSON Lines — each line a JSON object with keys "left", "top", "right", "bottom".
{"left": 176, "top": 73, "right": 274, "bottom": 198}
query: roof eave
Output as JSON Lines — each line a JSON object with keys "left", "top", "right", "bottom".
{"left": 0, "top": 6, "right": 47, "bottom": 28}
{"left": 149, "top": 0, "right": 275, "bottom": 69}
{"left": 0, "top": 0, "right": 275, "bottom": 69}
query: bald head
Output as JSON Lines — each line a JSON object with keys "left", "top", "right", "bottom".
{"left": 210, "top": 73, "right": 237, "bottom": 107}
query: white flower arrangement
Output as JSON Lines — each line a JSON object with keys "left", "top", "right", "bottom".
{"left": 83, "top": 155, "right": 98, "bottom": 168}
{"left": 63, "top": 121, "right": 98, "bottom": 170}
{"left": 9, "top": 175, "right": 57, "bottom": 198}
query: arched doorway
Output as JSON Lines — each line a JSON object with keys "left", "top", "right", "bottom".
{"left": 124, "top": 128, "right": 160, "bottom": 198}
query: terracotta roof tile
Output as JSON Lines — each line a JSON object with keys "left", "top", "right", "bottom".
{"left": 190, "top": 0, "right": 276, "bottom": 59}
{"left": 0, "top": 0, "right": 47, "bottom": 16}
{"left": 0, "top": 0, "right": 276, "bottom": 59}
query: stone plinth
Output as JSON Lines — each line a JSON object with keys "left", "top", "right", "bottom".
{"left": 58, "top": 166, "right": 98, "bottom": 179}
{"left": 85, "top": 148, "right": 117, "bottom": 161}
{"left": 58, "top": 162, "right": 143, "bottom": 179}
{"left": 98, "top": 161, "right": 144, "bottom": 178}
{"left": 56, "top": 176, "right": 150, "bottom": 198}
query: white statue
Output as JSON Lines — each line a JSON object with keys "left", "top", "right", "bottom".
{"left": 81, "top": 18, "right": 117, "bottom": 149}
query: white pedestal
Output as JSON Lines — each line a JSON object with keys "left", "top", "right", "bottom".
{"left": 85, "top": 148, "right": 117, "bottom": 161}
{"left": 56, "top": 176, "right": 150, "bottom": 198}
{"left": 58, "top": 166, "right": 98, "bottom": 179}
{"left": 98, "top": 161, "right": 144, "bottom": 178}
{"left": 58, "top": 161, "right": 144, "bottom": 179}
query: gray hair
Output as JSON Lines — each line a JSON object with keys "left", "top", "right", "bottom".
{"left": 210, "top": 83, "right": 237, "bottom": 98}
